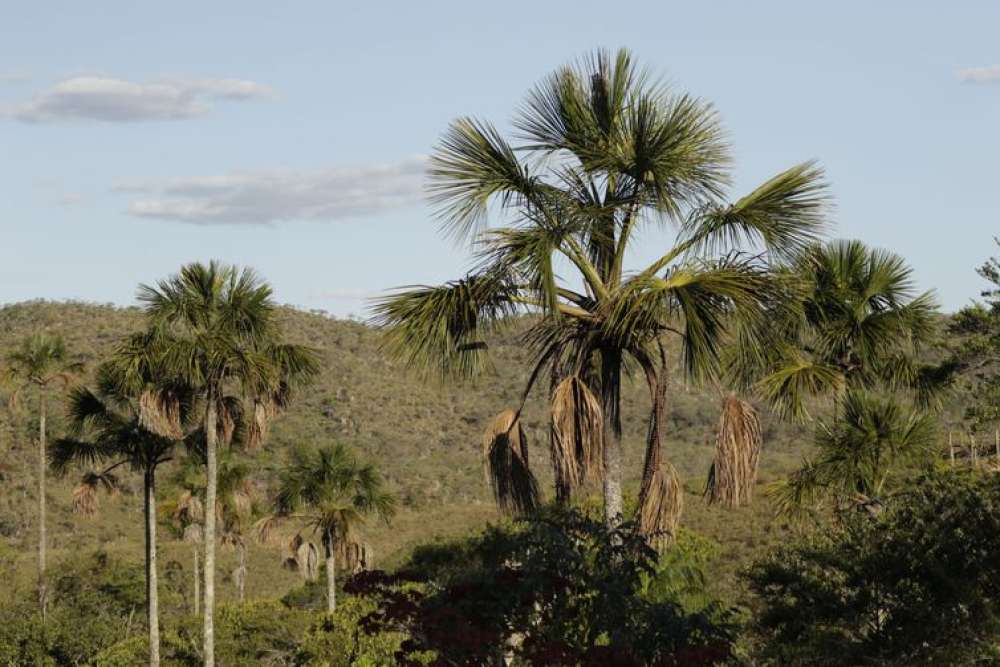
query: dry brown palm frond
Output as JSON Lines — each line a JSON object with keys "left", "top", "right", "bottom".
{"left": 637, "top": 363, "right": 683, "bottom": 547}
{"left": 139, "top": 388, "right": 183, "bottom": 439}
{"left": 175, "top": 490, "right": 204, "bottom": 523}
{"left": 297, "top": 540, "right": 319, "bottom": 581}
{"left": 637, "top": 463, "right": 683, "bottom": 549}
{"left": 182, "top": 523, "right": 203, "bottom": 544}
{"left": 217, "top": 395, "right": 242, "bottom": 447}
{"left": 72, "top": 470, "right": 120, "bottom": 516}
{"left": 704, "top": 395, "right": 762, "bottom": 508}
{"left": 246, "top": 397, "right": 280, "bottom": 451}
{"left": 482, "top": 409, "right": 539, "bottom": 516}
{"left": 337, "top": 541, "right": 373, "bottom": 573}
{"left": 72, "top": 481, "right": 98, "bottom": 515}
{"left": 550, "top": 376, "right": 604, "bottom": 497}
{"left": 253, "top": 514, "right": 282, "bottom": 544}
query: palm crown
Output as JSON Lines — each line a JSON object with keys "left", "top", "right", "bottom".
{"left": 375, "top": 48, "right": 829, "bottom": 530}
{"left": 741, "top": 239, "right": 939, "bottom": 419}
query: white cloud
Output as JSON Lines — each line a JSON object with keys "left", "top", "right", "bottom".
{"left": 957, "top": 65, "right": 1000, "bottom": 84}
{"left": 12, "top": 76, "right": 273, "bottom": 123}
{"left": 117, "top": 157, "right": 427, "bottom": 225}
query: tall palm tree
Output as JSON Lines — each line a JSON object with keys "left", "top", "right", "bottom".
{"left": 374, "top": 48, "right": 828, "bottom": 533}
{"left": 49, "top": 357, "right": 189, "bottom": 667}
{"left": 134, "top": 261, "right": 319, "bottom": 667}
{"left": 259, "top": 443, "right": 395, "bottom": 612}
{"left": 2, "top": 333, "right": 81, "bottom": 616}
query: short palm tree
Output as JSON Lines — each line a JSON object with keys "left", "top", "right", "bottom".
{"left": 2, "top": 333, "right": 81, "bottom": 616}
{"left": 259, "top": 443, "right": 395, "bottom": 612}
{"left": 375, "top": 48, "right": 828, "bottom": 535}
{"left": 134, "top": 261, "right": 319, "bottom": 667}
{"left": 740, "top": 239, "right": 938, "bottom": 419}
{"left": 49, "top": 358, "right": 189, "bottom": 667}
{"left": 770, "top": 391, "right": 936, "bottom": 520}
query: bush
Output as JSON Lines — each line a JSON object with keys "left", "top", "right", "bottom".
{"left": 350, "top": 508, "right": 735, "bottom": 666}
{"left": 747, "top": 468, "right": 1000, "bottom": 665}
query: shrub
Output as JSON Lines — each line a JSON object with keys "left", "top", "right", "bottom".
{"left": 747, "top": 468, "right": 1000, "bottom": 665}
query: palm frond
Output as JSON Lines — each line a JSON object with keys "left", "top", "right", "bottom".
{"left": 704, "top": 396, "right": 762, "bottom": 508}
{"left": 482, "top": 409, "right": 539, "bottom": 516}
{"left": 550, "top": 375, "right": 604, "bottom": 492}
{"left": 372, "top": 270, "right": 519, "bottom": 380}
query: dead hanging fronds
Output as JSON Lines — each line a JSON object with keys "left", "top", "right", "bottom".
{"left": 217, "top": 396, "right": 243, "bottom": 447}
{"left": 704, "top": 396, "right": 762, "bottom": 508}
{"left": 139, "top": 388, "right": 183, "bottom": 439}
{"left": 550, "top": 376, "right": 604, "bottom": 495}
{"left": 246, "top": 395, "right": 281, "bottom": 451}
{"left": 638, "top": 463, "right": 683, "bottom": 550}
{"left": 72, "top": 470, "right": 119, "bottom": 516}
{"left": 297, "top": 540, "right": 320, "bottom": 581}
{"left": 483, "top": 409, "right": 539, "bottom": 516}
{"left": 338, "top": 541, "right": 373, "bottom": 573}
{"left": 175, "top": 490, "right": 205, "bottom": 524}
{"left": 277, "top": 533, "right": 319, "bottom": 581}
{"left": 637, "top": 366, "right": 683, "bottom": 547}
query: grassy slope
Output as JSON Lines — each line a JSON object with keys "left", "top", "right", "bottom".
{"left": 0, "top": 300, "right": 818, "bottom": 606}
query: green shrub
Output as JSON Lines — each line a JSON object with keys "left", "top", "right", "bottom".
{"left": 747, "top": 468, "right": 1000, "bottom": 665}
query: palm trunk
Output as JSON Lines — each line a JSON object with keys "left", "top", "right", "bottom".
{"left": 325, "top": 529, "right": 336, "bottom": 613}
{"left": 38, "top": 391, "right": 47, "bottom": 619}
{"left": 203, "top": 394, "right": 218, "bottom": 667}
{"left": 193, "top": 547, "right": 200, "bottom": 616}
{"left": 237, "top": 543, "right": 246, "bottom": 603}
{"left": 144, "top": 469, "right": 161, "bottom": 667}
{"left": 600, "top": 349, "right": 624, "bottom": 527}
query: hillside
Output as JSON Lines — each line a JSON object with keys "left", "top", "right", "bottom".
{"left": 1, "top": 300, "right": 825, "bottom": 604}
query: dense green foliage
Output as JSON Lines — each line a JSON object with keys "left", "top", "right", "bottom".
{"left": 748, "top": 469, "right": 1000, "bottom": 665}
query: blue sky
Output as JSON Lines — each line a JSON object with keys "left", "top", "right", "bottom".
{"left": 2, "top": 1, "right": 998, "bottom": 316}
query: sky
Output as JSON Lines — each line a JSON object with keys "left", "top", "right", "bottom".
{"left": 2, "top": 1, "right": 998, "bottom": 317}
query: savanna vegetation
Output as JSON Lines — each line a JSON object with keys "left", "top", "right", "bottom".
{"left": 1, "top": 49, "right": 996, "bottom": 665}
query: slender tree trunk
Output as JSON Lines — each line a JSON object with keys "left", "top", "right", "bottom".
{"left": 145, "top": 469, "right": 161, "bottom": 667}
{"left": 237, "top": 543, "right": 246, "bottom": 603}
{"left": 203, "top": 394, "right": 218, "bottom": 667}
{"left": 325, "top": 529, "right": 336, "bottom": 613}
{"left": 37, "top": 391, "right": 47, "bottom": 619}
{"left": 600, "top": 349, "right": 624, "bottom": 528}
{"left": 193, "top": 547, "right": 200, "bottom": 616}
{"left": 601, "top": 349, "right": 622, "bottom": 528}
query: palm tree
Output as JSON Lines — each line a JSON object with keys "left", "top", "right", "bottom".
{"left": 134, "top": 261, "right": 319, "bottom": 667}
{"left": 259, "top": 443, "right": 395, "bottom": 612}
{"left": 374, "top": 48, "right": 828, "bottom": 534}
{"left": 49, "top": 358, "right": 189, "bottom": 667}
{"left": 726, "top": 240, "right": 942, "bottom": 517}
{"left": 739, "top": 239, "right": 938, "bottom": 419}
{"left": 2, "top": 333, "right": 81, "bottom": 616}
{"left": 770, "top": 391, "right": 936, "bottom": 520}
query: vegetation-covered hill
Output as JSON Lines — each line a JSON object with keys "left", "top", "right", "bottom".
{"left": 0, "top": 299, "right": 828, "bottom": 604}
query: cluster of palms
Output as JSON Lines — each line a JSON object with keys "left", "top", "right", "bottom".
{"left": 375, "top": 48, "right": 943, "bottom": 536}
{"left": 0, "top": 47, "right": 949, "bottom": 666}
{"left": 3, "top": 263, "right": 394, "bottom": 667}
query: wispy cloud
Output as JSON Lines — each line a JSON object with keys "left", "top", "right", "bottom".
{"left": 116, "top": 156, "right": 427, "bottom": 225}
{"left": 957, "top": 65, "right": 1000, "bottom": 84}
{"left": 11, "top": 76, "right": 273, "bottom": 123}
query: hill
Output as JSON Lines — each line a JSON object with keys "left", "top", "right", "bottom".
{"left": 0, "top": 300, "right": 833, "bottom": 605}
